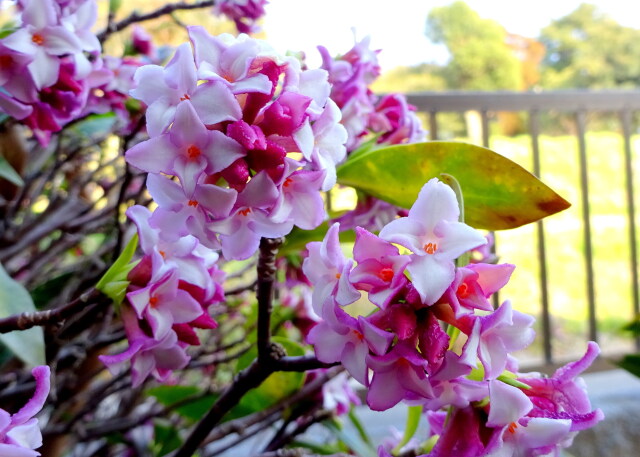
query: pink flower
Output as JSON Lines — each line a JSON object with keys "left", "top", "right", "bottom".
{"left": 213, "top": 0, "right": 268, "bottom": 34}
{"left": 302, "top": 223, "right": 360, "bottom": 314}
{"left": 461, "top": 301, "right": 536, "bottom": 380}
{"left": 379, "top": 178, "right": 487, "bottom": 305}
{"left": 129, "top": 42, "right": 241, "bottom": 137}
{"left": 442, "top": 263, "right": 515, "bottom": 317}
{"left": 366, "top": 341, "right": 434, "bottom": 411}
{"left": 308, "top": 303, "right": 393, "bottom": 386}
{"left": 370, "top": 93, "right": 425, "bottom": 145}
{"left": 100, "top": 306, "right": 190, "bottom": 387}
{"left": 2, "top": 0, "right": 83, "bottom": 90}
{"left": 126, "top": 101, "right": 245, "bottom": 195}
{"left": 0, "top": 365, "right": 50, "bottom": 457}
{"left": 350, "top": 227, "right": 410, "bottom": 308}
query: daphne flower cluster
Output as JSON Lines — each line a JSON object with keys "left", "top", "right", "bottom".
{"left": 125, "top": 29, "right": 347, "bottom": 261}
{"left": 305, "top": 178, "right": 603, "bottom": 456}
{"left": 107, "top": 29, "right": 347, "bottom": 383}
{"left": 213, "top": 0, "right": 269, "bottom": 34}
{"left": 99, "top": 205, "right": 226, "bottom": 386}
{"left": 319, "top": 37, "right": 425, "bottom": 152}
{"left": 0, "top": 0, "right": 103, "bottom": 143}
{"left": 0, "top": 366, "right": 50, "bottom": 457}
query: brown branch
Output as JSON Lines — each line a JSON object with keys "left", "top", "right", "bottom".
{"left": 173, "top": 237, "right": 284, "bottom": 457}
{"left": 173, "top": 357, "right": 275, "bottom": 457}
{"left": 0, "top": 289, "right": 105, "bottom": 334}
{"left": 257, "top": 237, "right": 283, "bottom": 362}
{"left": 203, "top": 366, "right": 344, "bottom": 445}
{"left": 98, "top": 0, "right": 216, "bottom": 42}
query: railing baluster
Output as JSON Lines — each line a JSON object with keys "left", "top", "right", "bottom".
{"left": 576, "top": 110, "right": 598, "bottom": 344}
{"left": 429, "top": 111, "right": 439, "bottom": 140}
{"left": 481, "top": 110, "right": 490, "bottom": 149}
{"left": 621, "top": 109, "right": 640, "bottom": 350}
{"left": 530, "top": 110, "right": 553, "bottom": 365}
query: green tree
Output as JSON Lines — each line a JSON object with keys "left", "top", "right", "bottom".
{"left": 425, "top": 1, "right": 522, "bottom": 90}
{"left": 540, "top": 3, "right": 640, "bottom": 88}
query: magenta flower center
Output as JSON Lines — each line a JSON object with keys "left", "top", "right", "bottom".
{"left": 187, "top": 145, "right": 201, "bottom": 159}
{"left": 457, "top": 283, "right": 470, "bottom": 298}
{"left": 377, "top": 268, "right": 394, "bottom": 282}
{"left": 423, "top": 242, "right": 438, "bottom": 254}
{"left": 31, "top": 33, "right": 45, "bottom": 46}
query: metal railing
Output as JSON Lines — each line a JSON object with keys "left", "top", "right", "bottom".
{"left": 405, "top": 90, "right": 640, "bottom": 369}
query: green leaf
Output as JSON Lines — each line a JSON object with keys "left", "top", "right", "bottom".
{"left": 96, "top": 235, "right": 138, "bottom": 305}
{"left": 617, "top": 353, "right": 640, "bottom": 378}
{"left": 109, "top": 0, "right": 123, "bottom": 15}
{"left": 228, "top": 337, "right": 307, "bottom": 420}
{"left": 325, "top": 418, "right": 377, "bottom": 457}
{"left": 622, "top": 318, "right": 640, "bottom": 336}
{"left": 348, "top": 408, "right": 374, "bottom": 448}
{"left": 392, "top": 405, "right": 422, "bottom": 455}
{"left": 70, "top": 112, "right": 117, "bottom": 139}
{"left": 0, "top": 264, "right": 45, "bottom": 366}
{"left": 31, "top": 272, "right": 74, "bottom": 309}
{"left": 147, "top": 385, "right": 217, "bottom": 422}
{"left": 496, "top": 374, "right": 531, "bottom": 390}
{"left": 291, "top": 439, "right": 345, "bottom": 455}
{"left": 337, "top": 141, "right": 571, "bottom": 230}
{"left": 0, "top": 155, "right": 23, "bottom": 187}
{"left": 152, "top": 420, "right": 182, "bottom": 456}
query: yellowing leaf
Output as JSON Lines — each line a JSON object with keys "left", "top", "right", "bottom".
{"left": 337, "top": 142, "right": 571, "bottom": 230}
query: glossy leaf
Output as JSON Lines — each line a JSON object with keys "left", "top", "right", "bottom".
{"left": 0, "top": 155, "right": 23, "bottom": 187}
{"left": 337, "top": 141, "right": 571, "bottom": 230}
{"left": 147, "top": 385, "right": 217, "bottom": 422}
{"left": 617, "top": 353, "right": 640, "bottom": 379}
{"left": 152, "top": 421, "right": 182, "bottom": 456}
{"left": 392, "top": 405, "right": 422, "bottom": 455}
{"left": 0, "top": 264, "right": 45, "bottom": 366}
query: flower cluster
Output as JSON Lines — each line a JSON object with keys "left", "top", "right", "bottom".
{"left": 99, "top": 205, "right": 226, "bottom": 386}
{"left": 0, "top": 366, "right": 50, "bottom": 457}
{"left": 125, "top": 29, "right": 347, "bottom": 261}
{"left": 213, "top": 0, "right": 269, "bottom": 34}
{"left": 319, "top": 37, "right": 425, "bottom": 152}
{"left": 305, "top": 178, "right": 603, "bottom": 456}
{"left": 0, "top": 0, "right": 102, "bottom": 144}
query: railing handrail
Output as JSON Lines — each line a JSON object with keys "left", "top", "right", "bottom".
{"left": 406, "top": 89, "right": 640, "bottom": 112}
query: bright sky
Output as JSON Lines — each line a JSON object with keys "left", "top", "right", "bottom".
{"left": 263, "top": 0, "right": 636, "bottom": 71}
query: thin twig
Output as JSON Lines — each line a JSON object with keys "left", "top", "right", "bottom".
{"left": 0, "top": 289, "right": 106, "bottom": 334}
{"left": 98, "top": 0, "right": 217, "bottom": 42}
{"left": 257, "top": 237, "right": 283, "bottom": 362}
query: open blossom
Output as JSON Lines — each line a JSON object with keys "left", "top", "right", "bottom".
{"left": 99, "top": 203, "right": 226, "bottom": 385}
{"left": 379, "top": 178, "right": 487, "bottom": 305}
{"left": 0, "top": 366, "right": 50, "bottom": 457}
{"left": 303, "top": 178, "right": 602, "bottom": 455}
{"left": 0, "top": 0, "right": 103, "bottom": 144}
{"left": 302, "top": 222, "right": 360, "bottom": 314}
{"left": 125, "top": 29, "right": 347, "bottom": 260}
